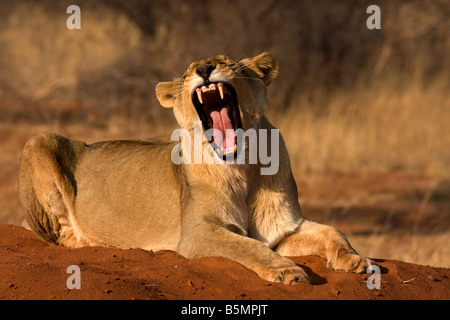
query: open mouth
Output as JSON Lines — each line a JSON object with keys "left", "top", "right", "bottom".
{"left": 192, "top": 82, "right": 242, "bottom": 158}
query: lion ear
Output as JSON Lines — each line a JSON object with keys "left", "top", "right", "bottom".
{"left": 241, "top": 52, "right": 279, "bottom": 86}
{"left": 155, "top": 81, "right": 179, "bottom": 108}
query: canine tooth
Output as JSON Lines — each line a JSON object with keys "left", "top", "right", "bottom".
{"left": 196, "top": 88, "right": 203, "bottom": 104}
{"left": 217, "top": 83, "right": 224, "bottom": 99}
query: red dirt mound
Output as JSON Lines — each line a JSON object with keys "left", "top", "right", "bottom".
{"left": 0, "top": 225, "right": 448, "bottom": 300}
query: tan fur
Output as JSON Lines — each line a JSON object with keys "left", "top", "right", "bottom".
{"left": 18, "top": 52, "right": 372, "bottom": 284}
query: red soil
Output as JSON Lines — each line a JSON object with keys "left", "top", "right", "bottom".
{"left": 1, "top": 225, "right": 448, "bottom": 300}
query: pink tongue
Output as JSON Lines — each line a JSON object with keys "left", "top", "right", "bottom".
{"left": 210, "top": 107, "right": 236, "bottom": 151}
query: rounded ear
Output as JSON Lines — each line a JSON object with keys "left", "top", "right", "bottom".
{"left": 241, "top": 52, "right": 279, "bottom": 86}
{"left": 155, "top": 81, "right": 179, "bottom": 108}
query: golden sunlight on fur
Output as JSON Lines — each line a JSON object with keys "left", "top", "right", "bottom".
{"left": 18, "top": 53, "right": 372, "bottom": 284}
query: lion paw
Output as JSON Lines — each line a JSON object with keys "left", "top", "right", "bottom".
{"left": 258, "top": 265, "right": 312, "bottom": 285}
{"left": 329, "top": 253, "right": 374, "bottom": 274}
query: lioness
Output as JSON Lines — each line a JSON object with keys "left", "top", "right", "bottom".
{"left": 18, "top": 52, "right": 372, "bottom": 284}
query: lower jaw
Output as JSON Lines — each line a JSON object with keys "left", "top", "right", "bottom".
{"left": 214, "top": 144, "right": 238, "bottom": 159}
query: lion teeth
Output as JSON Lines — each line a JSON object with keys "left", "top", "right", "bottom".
{"left": 196, "top": 83, "right": 225, "bottom": 103}
{"left": 217, "top": 83, "right": 224, "bottom": 99}
{"left": 196, "top": 88, "right": 203, "bottom": 104}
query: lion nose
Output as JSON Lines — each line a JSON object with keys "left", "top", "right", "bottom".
{"left": 196, "top": 64, "right": 215, "bottom": 81}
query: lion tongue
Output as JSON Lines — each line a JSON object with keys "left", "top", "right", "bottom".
{"left": 210, "top": 107, "right": 236, "bottom": 152}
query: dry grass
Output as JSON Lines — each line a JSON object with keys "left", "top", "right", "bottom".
{"left": 1, "top": 0, "right": 448, "bottom": 175}
{"left": 349, "top": 233, "right": 450, "bottom": 268}
{"left": 275, "top": 83, "right": 450, "bottom": 176}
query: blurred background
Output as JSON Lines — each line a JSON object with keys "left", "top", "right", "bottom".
{"left": 0, "top": 0, "right": 449, "bottom": 267}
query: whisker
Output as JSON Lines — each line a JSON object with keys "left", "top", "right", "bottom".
{"left": 235, "top": 51, "right": 248, "bottom": 62}
{"left": 234, "top": 76, "right": 260, "bottom": 81}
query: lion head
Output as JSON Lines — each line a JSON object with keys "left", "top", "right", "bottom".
{"left": 156, "top": 52, "right": 278, "bottom": 159}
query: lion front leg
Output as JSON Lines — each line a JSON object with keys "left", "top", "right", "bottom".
{"left": 177, "top": 217, "right": 311, "bottom": 284}
{"left": 275, "top": 220, "right": 373, "bottom": 273}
